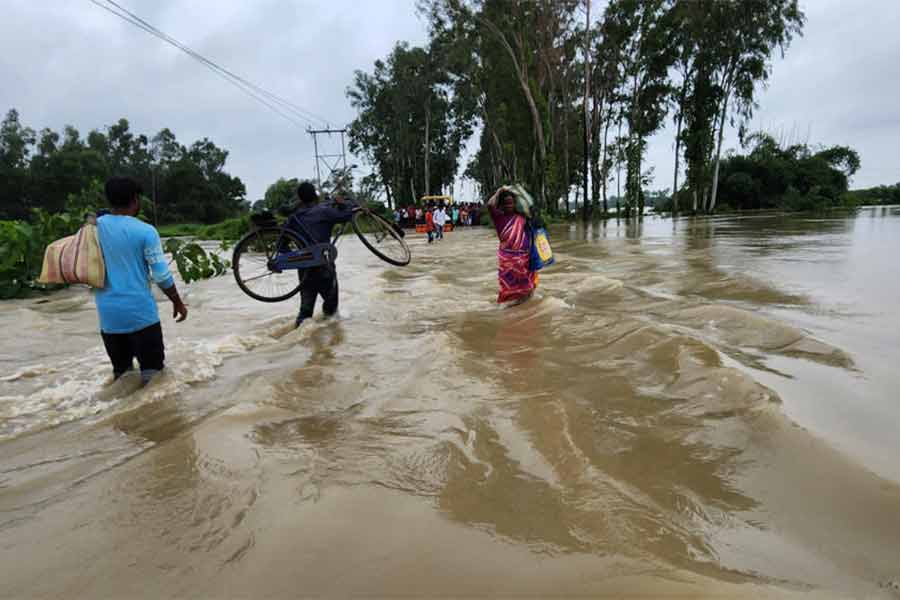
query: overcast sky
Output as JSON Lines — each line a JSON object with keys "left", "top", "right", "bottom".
{"left": 2, "top": 0, "right": 898, "bottom": 204}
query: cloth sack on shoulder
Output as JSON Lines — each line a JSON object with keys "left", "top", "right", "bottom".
{"left": 38, "top": 218, "right": 106, "bottom": 288}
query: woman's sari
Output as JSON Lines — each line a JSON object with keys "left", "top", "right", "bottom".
{"left": 492, "top": 208, "right": 537, "bottom": 304}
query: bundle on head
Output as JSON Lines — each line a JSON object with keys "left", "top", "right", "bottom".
{"left": 504, "top": 184, "right": 533, "bottom": 218}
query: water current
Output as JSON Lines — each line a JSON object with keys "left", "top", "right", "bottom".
{"left": 2, "top": 206, "right": 900, "bottom": 597}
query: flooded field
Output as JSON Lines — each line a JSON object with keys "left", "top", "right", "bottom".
{"left": 2, "top": 206, "right": 900, "bottom": 597}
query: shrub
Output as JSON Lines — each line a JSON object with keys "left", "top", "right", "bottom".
{"left": 162, "top": 238, "right": 230, "bottom": 284}
{"left": 0, "top": 209, "right": 82, "bottom": 299}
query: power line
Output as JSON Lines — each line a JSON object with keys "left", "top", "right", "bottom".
{"left": 88, "top": 0, "right": 332, "bottom": 129}
{"left": 102, "top": 0, "right": 332, "bottom": 126}
{"left": 88, "top": 0, "right": 309, "bottom": 128}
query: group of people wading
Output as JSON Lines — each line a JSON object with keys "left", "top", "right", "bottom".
{"left": 84, "top": 177, "right": 545, "bottom": 386}
{"left": 393, "top": 202, "right": 484, "bottom": 232}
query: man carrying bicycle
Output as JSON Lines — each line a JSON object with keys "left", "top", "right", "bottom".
{"left": 289, "top": 181, "right": 359, "bottom": 328}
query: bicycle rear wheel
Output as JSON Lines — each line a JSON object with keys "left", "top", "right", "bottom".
{"left": 352, "top": 211, "right": 411, "bottom": 266}
{"left": 233, "top": 227, "right": 307, "bottom": 302}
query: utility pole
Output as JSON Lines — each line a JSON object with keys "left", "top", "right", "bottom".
{"left": 307, "top": 127, "right": 348, "bottom": 192}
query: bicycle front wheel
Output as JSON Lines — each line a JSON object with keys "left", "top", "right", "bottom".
{"left": 352, "top": 211, "right": 411, "bottom": 266}
{"left": 232, "top": 227, "right": 307, "bottom": 302}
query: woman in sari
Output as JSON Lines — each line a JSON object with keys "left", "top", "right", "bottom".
{"left": 487, "top": 186, "right": 537, "bottom": 304}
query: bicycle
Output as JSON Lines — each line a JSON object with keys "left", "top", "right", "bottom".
{"left": 232, "top": 203, "right": 411, "bottom": 303}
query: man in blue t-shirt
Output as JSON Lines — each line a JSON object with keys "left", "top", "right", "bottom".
{"left": 288, "top": 181, "right": 359, "bottom": 328}
{"left": 95, "top": 176, "right": 188, "bottom": 383}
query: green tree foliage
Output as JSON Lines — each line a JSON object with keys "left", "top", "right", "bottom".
{"left": 674, "top": 0, "right": 805, "bottom": 214}
{"left": 351, "top": 0, "right": 827, "bottom": 219}
{"left": 0, "top": 109, "right": 36, "bottom": 220}
{"left": 347, "top": 40, "right": 474, "bottom": 208}
{"left": 163, "top": 238, "right": 229, "bottom": 284}
{"left": 845, "top": 183, "right": 900, "bottom": 206}
{"left": 0, "top": 219, "right": 41, "bottom": 298}
{"left": 259, "top": 177, "right": 301, "bottom": 214}
{"left": 0, "top": 110, "right": 248, "bottom": 224}
{"left": 713, "top": 133, "right": 861, "bottom": 210}
{"left": 608, "top": 0, "right": 675, "bottom": 217}
{"left": 421, "top": 0, "right": 583, "bottom": 212}
{"left": 0, "top": 209, "right": 82, "bottom": 298}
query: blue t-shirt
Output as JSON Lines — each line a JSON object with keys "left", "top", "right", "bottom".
{"left": 94, "top": 215, "right": 174, "bottom": 334}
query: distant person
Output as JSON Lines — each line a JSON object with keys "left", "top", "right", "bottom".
{"left": 452, "top": 205, "right": 460, "bottom": 225}
{"left": 406, "top": 205, "right": 416, "bottom": 228}
{"left": 433, "top": 205, "right": 447, "bottom": 240}
{"left": 95, "top": 176, "right": 188, "bottom": 384}
{"left": 486, "top": 186, "right": 536, "bottom": 305}
{"left": 425, "top": 206, "right": 435, "bottom": 243}
{"left": 415, "top": 207, "right": 424, "bottom": 225}
{"left": 288, "top": 181, "right": 359, "bottom": 328}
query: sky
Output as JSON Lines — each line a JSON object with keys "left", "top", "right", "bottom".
{"left": 1, "top": 0, "right": 898, "bottom": 204}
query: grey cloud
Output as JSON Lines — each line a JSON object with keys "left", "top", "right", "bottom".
{"left": 1, "top": 0, "right": 425, "bottom": 201}
{"left": 1, "top": 0, "right": 896, "bottom": 205}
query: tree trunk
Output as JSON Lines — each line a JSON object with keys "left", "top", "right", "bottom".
{"left": 616, "top": 119, "right": 622, "bottom": 217}
{"left": 561, "top": 66, "right": 572, "bottom": 217}
{"left": 408, "top": 154, "right": 416, "bottom": 205}
{"left": 392, "top": 152, "right": 400, "bottom": 207}
{"left": 424, "top": 99, "right": 431, "bottom": 197}
{"left": 581, "top": 0, "right": 591, "bottom": 223}
{"left": 563, "top": 100, "right": 571, "bottom": 216}
{"left": 672, "top": 111, "right": 683, "bottom": 217}
{"left": 600, "top": 113, "right": 611, "bottom": 215}
{"left": 480, "top": 18, "right": 547, "bottom": 207}
{"left": 625, "top": 141, "right": 636, "bottom": 219}
{"left": 636, "top": 151, "right": 644, "bottom": 217}
{"left": 591, "top": 93, "right": 603, "bottom": 213}
{"left": 382, "top": 173, "right": 393, "bottom": 209}
{"left": 628, "top": 65, "right": 641, "bottom": 217}
{"left": 708, "top": 87, "right": 731, "bottom": 214}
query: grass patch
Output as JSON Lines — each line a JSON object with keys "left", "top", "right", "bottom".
{"left": 157, "top": 217, "right": 251, "bottom": 242}
{"left": 157, "top": 223, "right": 205, "bottom": 237}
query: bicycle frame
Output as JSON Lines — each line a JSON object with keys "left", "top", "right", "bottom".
{"left": 268, "top": 242, "right": 336, "bottom": 272}
{"left": 263, "top": 209, "right": 352, "bottom": 273}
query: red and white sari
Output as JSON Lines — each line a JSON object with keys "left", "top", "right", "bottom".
{"left": 492, "top": 207, "right": 537, "bottom": 304}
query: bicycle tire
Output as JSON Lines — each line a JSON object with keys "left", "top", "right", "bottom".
{"left": 232, "top": 226, "right": 307, "bottom": 302}
{"left": 351, "top": 211, "right": 411, "bottom": 266}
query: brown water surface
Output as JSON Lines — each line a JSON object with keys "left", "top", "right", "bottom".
{"left": 2, "top": 207, "right": 900, "bottom": 597}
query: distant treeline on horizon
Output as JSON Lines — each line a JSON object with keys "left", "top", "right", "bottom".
{"left": 0, "top": 108, "right": 247, "bottom": 225}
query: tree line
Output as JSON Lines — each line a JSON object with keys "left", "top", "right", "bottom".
{"left": 0, "top": 109, "right": 248, "bottom": 224}
{"left": 347, "top": 0, "right": 820, "bottom": 218}
{"left": 709, "top": 133, "right": 861, "bottom": 212}
{"left": 845, "top": 183, "right": 900, "bottom": 207}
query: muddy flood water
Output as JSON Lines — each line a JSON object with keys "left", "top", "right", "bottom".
{"left": 2, "top": 206, "right": 900, "bottom": 598}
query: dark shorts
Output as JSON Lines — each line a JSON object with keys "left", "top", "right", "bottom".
{"left": 101, "top": 322, "right": 165, "bottom": 381}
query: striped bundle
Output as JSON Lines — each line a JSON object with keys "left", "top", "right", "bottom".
{"left": 38, "top": 223, "right": 106, "bottom": 288}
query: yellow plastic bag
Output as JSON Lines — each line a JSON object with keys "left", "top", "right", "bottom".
{"left": 38, "top": 222, "right": 106, "bottom": 288}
